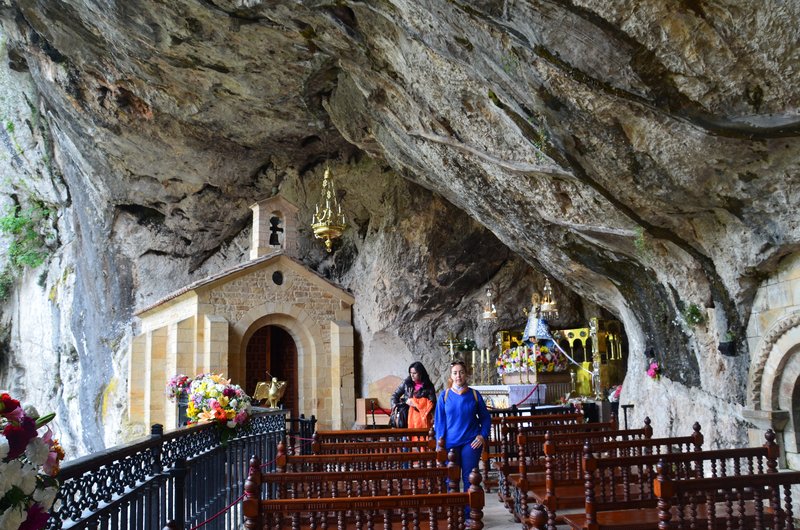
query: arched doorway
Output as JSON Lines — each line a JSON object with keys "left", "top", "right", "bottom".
{"left": 245, "top": 325, "right": 298, "bottom": 418}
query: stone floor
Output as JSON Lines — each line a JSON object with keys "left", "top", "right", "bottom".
{"left": 479, "top": 486, "right": 572, "bottom": 530}
{"left": 480, "top": 494, "right": 519, "bottom": 529}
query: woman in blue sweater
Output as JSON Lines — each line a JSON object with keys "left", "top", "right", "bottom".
{"left": 434, "top": 360, "right": 491, "bottom": 493}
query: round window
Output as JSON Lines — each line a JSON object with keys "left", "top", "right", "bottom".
{"left": 272, "top": 271, "right": 283, "bottom": 285}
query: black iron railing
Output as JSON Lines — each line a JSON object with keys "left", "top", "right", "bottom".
{"left": 47, "top": 410, "right": 303, "bottom": 530}
{"left": 285, "top": 413, "right": 317, "bottom": 455}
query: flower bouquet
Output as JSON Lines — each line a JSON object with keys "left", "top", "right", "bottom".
{"left": 165, "top": 374, "right": 192, "bottom": 402}
{"left": 187, "top": 374, "right": 252, "bottom": 442}
{"left": 496, "top": 344, "right": 568, "bottom": 375}
{"left": 0, "top": 393, "right": 65, "bottom": 530}
{"left": 647, "top": 360, "right": 662, "bottom": 380}
{"left": 533, "top": 345, "right": 568, "bottom": 373}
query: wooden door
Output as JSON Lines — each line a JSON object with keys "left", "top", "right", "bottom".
{"left": 245, "top": 326, "right": 298, "bottom": 418}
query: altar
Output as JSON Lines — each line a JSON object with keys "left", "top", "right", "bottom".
{"left": 472, "top": 383, "right": 549, "bottom": 409}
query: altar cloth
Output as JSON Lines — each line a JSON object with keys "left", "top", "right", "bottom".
{"left": 471, "top": 384, "right": 548, "bottom": 408}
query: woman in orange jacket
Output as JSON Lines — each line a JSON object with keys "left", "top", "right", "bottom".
{"left": 390, "top": 361, "right": 436, "bottom": 429}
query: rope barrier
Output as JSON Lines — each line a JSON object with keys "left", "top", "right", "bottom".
{"left": 188, "top": 493, "right": 245, "bottom": 530}
{"left": 188, "top": 454, "right": 281, "bottom": 530}
{"left": 551, "top": 341, "right": 593, "bottom": 374}
{"left": 189, "top": 454, "right": 281, "bottom": 529}
{"left": 260, "top": 455, "right": 279, "bottom": 469}
{"left": 512, "top": 383, "right": 540, "bottom": 407}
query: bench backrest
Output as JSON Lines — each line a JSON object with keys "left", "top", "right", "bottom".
{"left": 243, "top": 455, "right": 485, "bottom": 530}
{"left": 653, "top": 459, "right": 800, "bottom": 530}
{"left": 581, "top": 429, "right": 780, "bottom": 524}
{"left": 516, "top": 419, "right": 655, "bottom": 476}
{"left": 312, "top": 427, "right": 432, "bottom": 443}
{"left": 311, "top": 437, "right": 436, "bottom": 454}
{"left": 259, "top": 462, "right": 461, "bottom": 499}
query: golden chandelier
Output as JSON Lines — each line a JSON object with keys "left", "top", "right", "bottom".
{"left": 311, "top": 166, "right": 347, "bottom": 252}
{"left": 539, "top": 278, "right": 559, "bottom": 320}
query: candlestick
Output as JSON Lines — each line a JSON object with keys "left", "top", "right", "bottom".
{"left": 471, "top": 349, "right": 476, "bottom": 366}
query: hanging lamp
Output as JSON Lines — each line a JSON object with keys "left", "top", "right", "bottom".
{"left": 310, "top": 166, "right": 347, "bottom": 252}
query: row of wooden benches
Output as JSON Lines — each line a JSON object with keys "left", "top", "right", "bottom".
{"left": 480, "top": 410, "right": 800, "bottom": 529}
{"left": 243, "top": 428, "right": 484, "bottom": 529}
{"left": 171, "top": 406, "right": 800, "bottom": 530}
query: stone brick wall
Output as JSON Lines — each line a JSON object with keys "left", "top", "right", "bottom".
{"left": 745, "top": 252, "right": 800, "bottom": 469}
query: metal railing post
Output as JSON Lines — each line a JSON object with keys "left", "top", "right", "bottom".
{"left": 173, "top": 457, "right": 187, "bottom": 528}
{"left": 151, "top": 423, "right": 164, "bottom": 474}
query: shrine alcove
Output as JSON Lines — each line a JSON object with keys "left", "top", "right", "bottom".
{"left": 246, "top": 324, "right": 299, "bottom": 418}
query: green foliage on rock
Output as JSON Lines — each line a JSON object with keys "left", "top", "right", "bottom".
{"left": 0, "top": 203, "right": 52, "bottom": 301}
{"left": 683, "top": 303, "right": 706, "bottom": 327}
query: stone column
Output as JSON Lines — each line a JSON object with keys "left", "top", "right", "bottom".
{"left": 144, "top": 327, "right": 168, "bottom": 427}
{"left": 330, "top": 320, "right": 355, "bottom": 429}
{"left": 204, "top": 315, "right": 229, "bottom": 375}
{"left": 742, "top": 408, "right": 790, "bottom": 467}
{"left": 128, "top": 333, "right": 147, "bottom": 424}
{"left": 165, "top": 318, "right": 195, "bottom": 428}
{"left": 249, "top": 203, "right": 271, "bottom": 259}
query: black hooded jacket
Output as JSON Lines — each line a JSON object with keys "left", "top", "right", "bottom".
{"left": 390, "top": 377, "right": 436, "bottom": 409}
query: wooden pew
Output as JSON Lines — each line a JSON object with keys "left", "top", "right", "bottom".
{"left": 311, "top": 428, "right": 436, "bottom": 454}
{"left": 276, "top": 439, "right": 446, "bottom": 472}
{"left": 524, "top": 423, "right": 703, "bottom": 528}
{"left": 544, "top": 429, "right": 785, "bottom": 530}
{"left": 311, "top": 427, "right": 432, "bottom": 443}
{"left": 653, "top": 459, "right": 800, "bottom": 529}
{"left": 500, "top": 419, "right": 642, "bottom": 514}
{"left": 494, "top": 412, "right": 589, "bottom": 503}
{"left": 243, "top": 454, "right": 486, "bottom": 529}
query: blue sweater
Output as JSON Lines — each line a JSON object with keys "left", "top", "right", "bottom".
{"left": 434, "top": 387, "right": 491, "bottom": 449}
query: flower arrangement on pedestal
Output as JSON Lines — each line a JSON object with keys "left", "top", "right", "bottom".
{"left": 165, "top": 374, "right": 192, "bottom": 402}
{"left": 0, "top": 392, "right": 65, "bottom": 530}
{"left": 496, "top": 344, "right": 568, "bottom": 375}
{"left": 187, "top": 374, "right": 251, "bottom": 442}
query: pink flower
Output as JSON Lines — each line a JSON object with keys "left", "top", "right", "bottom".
{"left": 647, "top": 361, "right": 661, "bottom": 380}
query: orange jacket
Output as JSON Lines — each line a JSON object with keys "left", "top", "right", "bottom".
{"left": 407, "top": 396, "right": 434, "bottom": 429}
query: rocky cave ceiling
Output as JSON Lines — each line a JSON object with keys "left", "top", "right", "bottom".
{"left": 1, "top": 0, "right": 799, "bottom": 416}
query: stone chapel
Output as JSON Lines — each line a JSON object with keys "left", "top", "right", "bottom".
{"left": 127, "top": 195, "right": 355, "bottom": 430}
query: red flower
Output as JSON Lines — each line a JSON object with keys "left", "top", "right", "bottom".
{"left": 0, "top": 392, "right": 21, "bottom": 416}
{"left": 3, "top": 415, "right": 38, "bottom": 460}
{"left": 213, "top": 406, "right": 227, "bottom": 422}
{"left": 20, "top": 503, "right": 50, "bottom": 530}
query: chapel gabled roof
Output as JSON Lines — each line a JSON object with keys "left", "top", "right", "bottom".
{"left": 135, "top": 250, "right": 353, "bottom": 316}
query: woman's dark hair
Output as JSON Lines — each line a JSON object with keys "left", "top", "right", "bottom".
{"left": 406, "top": 361, "right": 433, "bottom": 386}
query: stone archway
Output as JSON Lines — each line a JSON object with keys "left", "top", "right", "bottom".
{"left": 234, "top": 307, "right": 320, "bottom": 423}
{"left": 744, "top": 311, "right": 800, "bottom": 469}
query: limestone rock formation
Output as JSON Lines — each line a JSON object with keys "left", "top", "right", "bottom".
{"left": 0, "top": 1, "right": 798, "bottom": 456}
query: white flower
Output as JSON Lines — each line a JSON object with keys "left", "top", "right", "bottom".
{"left": 24, "top": 404, "right": 40, "bottom": 419}
{"left": 26, "top": 436, "right": 50, "bottom": 467}
{"left": 34, "top": 485, "right": 59, "bottom": 510}
{"left": 18, "top": 461, "right": 39, "bottom": 495}
{"left": 0, "top": 505, "right": 26, "bottom": 530}
{"left": 226, "top": 420, "right": 237, "bottom": 429}
{"left": 0, "top": 438, "right": 8, "bottom": 461}
{"left": 0, "top": 461, "right": 12, "bottom": 499}
{"left": 1, "top": 459, "right": 23, "bottom": 496}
